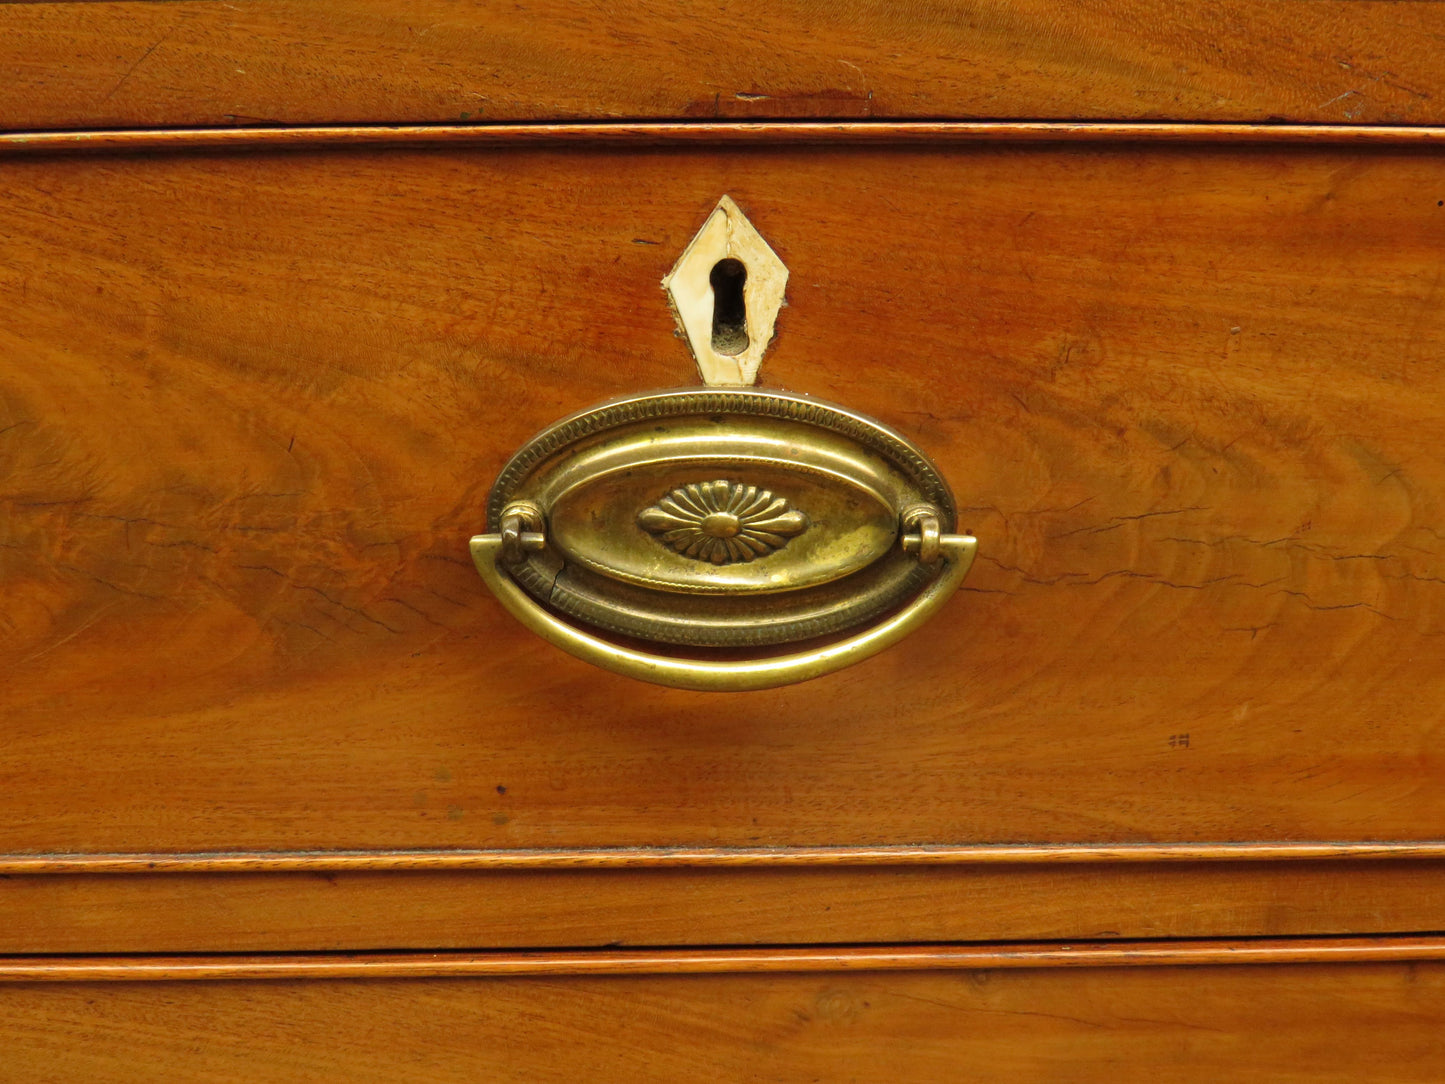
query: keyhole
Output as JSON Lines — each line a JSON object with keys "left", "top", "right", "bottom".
{"left": 710, "top": 258, "right": 749, "bottom": 356}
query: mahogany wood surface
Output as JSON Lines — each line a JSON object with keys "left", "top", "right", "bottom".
{"left": 3, "top": 962, "right": 1444, "bottom": 1081}
{"left": 8, "top": 14, "right": 1445, "bottom": 1076}
{"left": 8, "top": 840, "right": 1445, "bottom": 872}
{"left": 8, "top": 861, "right": 1445, "bottom": 953}
{"left": 12, "top": 121, "right": 1445, "bottom": 156}
{"left": 7, "top": 2, "right": 1445, "bottom": 129}
{"left": 7, "top": 937, "right": 1445, "bottom": 979}
{"left": 5, "top": 140, "right": 1445, "bottom": 853}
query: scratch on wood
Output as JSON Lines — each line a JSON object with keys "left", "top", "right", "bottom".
{"left": 102, "top": 31, "right": 174, "bottom": 103}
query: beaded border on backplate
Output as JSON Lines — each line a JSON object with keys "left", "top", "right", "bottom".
{"left": 484, "top": 388, "right": 957, "bottom": 648}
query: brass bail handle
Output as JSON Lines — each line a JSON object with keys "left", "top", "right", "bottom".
{"left": 469, "top": 201, "right": 977, "bottom": 690}
{"left": 472, "top": 496, "right": 976, "bottom": 693}
{"left": 469, "top": 385, "right": 975, "bottom": 691}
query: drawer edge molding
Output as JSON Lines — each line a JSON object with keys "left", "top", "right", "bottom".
{"left": 7, "top": 121, "right": 1445, "bottom": 156}
{"left": 4, "top": 842, "right": 1445, "bottom": 874}
{"left": 5, "top": 937, "right": 1445, "bottom": 982}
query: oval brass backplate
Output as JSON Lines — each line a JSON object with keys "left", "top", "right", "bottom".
{"left": 471, "top": 388, "right": 976, "bottom": 690}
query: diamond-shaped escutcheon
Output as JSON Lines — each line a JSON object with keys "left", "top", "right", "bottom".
{"left": 662, "top": 195, "right": 788, "bottom": 386}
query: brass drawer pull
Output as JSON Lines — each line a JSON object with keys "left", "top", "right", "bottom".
{"left": 470, "top": 388, "right": 976, "bottom": 691}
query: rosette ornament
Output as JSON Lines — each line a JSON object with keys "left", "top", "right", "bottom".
{"left": 637, "top": 480, "right": 808, "bottom": 565}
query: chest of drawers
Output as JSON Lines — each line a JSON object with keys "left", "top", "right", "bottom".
{"left": 4, "top": 4, "right": 1445, "bottom": 1079}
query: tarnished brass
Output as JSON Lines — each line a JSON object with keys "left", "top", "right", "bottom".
{"left": 470, "top": 387, "right": 976, "bottom": 690}
{"left": 637, "top": 481, "right": 809, "bottom": 564}
{"left": 498, "top": 500, "right": 546, "bottom": 563}
{"left": 900, "top": 503, "right": 943, "bottom": 565}
{"left": 472, "top": 530, "right": 976, "bottom": 692}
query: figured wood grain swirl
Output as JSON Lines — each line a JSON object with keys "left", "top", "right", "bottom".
{"left": 5, "top": 143, "right": 1445, "bottom": 852}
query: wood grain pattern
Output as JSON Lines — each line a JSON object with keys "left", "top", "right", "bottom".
{"left": 3, "top": 963, "right": 1444, "bottom": 1081}
{"left": 5, "top": 141, "right": 1445, "bottom": 852}
{"left": 7, "top": 841, "right": 1445, "bottom": 873}
{"left": 8, "top": 862, "right": 1445, "bottom": 953}
{"left": 7, "top": 2, "right": 1445, "bottom": 129}
{"left": 7, "top": 937, "right": 1445, "bottom": 979}
{"left": 12, "top": 121, "right": 1445, "bottom": 157}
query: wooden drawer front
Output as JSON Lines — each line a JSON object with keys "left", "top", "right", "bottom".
{"left": 7, "top": 859, "right": 1445, "bottom": 953}
{"left": 4, "top": 957, "right": 1444, "bottom": 1082}
{"left": 4, "top": 138, "right": 1445, "bottom": 853}
{"left": 5, "top": 3, "right": 1445, "bottom": 129}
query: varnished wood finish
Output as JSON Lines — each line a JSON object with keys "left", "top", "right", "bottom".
{"left": 12, "top": 121, "right": 1445, "bottom": 156}
{"left": 6, "top": 141, "right": 1445, "bottom": 852}
{"left": 8, "top": 13, "right": 1445, "bottom": 1077}
{"left": 7, "top": 937, "right": 1445, "bottom": 980}
{"left": 7, "top": 840, "right": 1445, "bottom": 873}
{"left": 8, "top": 861, "right": 1445, "bottom": 953}
{"left": 7, "top": 2, "right": 1445, "bottom": 129}
{"left": 3, "top": 963, "right": 1444, "bottom": 1081}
